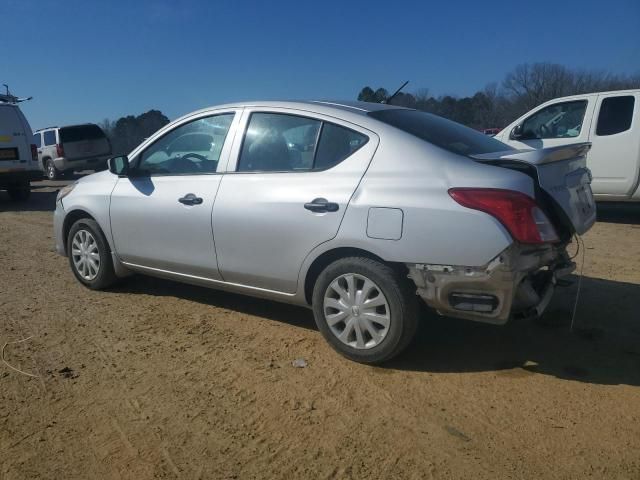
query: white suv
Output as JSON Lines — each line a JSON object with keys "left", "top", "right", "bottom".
{"left": 35, "top": 124, "right": 112, "bottom": 180}
{"left": 0, "top": 94, "right": 41, "bottom": 200}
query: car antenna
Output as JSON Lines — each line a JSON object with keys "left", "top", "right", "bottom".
{"left": 1, "top": 84, "right": 33, "bottom": 104}
{"left": 382, "top": 81, "right": 409, "bottom": 105}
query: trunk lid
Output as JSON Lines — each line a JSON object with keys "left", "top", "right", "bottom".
{"left": 471, "top": 143, "right": 596, "bottom": 236}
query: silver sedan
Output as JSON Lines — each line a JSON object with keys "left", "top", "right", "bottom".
{"left": 53, "top": 101, "right": 596, "bottom": 363}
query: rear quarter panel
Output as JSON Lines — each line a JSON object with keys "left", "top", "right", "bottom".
{"left": 300, "top": 129, "right": 535, "bottom": 280}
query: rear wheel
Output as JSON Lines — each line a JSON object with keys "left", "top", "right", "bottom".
{"left": 7, "top": 181, "right": 30, "bottom": 201}
{"left": 45, "top": 159, "right": 61, "bottom": 180}
{"left": 67, "top": 218, "right": 118, "bottom": 289}
{"left": 312, "top": 256, "right": 419, "bottom": 364}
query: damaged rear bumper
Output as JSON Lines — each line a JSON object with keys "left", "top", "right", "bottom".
{"left": 407, "top": 244, "right": 575, "bottom": 325}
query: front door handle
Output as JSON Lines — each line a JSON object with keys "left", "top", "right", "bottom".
{"left": 304, "top": 197, "right": 339, "bottom": 213}
{"left": 178, "top": 193, "right": 203, "bottom": 205}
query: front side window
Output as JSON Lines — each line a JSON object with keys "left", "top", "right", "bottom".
{"left": 237, "top": 113, "right": 368, "bottom": 172}
{"left": 596, "top": 96, "right": 635, "bottom": 136}
{"left": 521, "top": 100, "right": 587, "bottom": 139}
{"left": 137, "top": 113, "right": 234, "bottom": 175}
{"left": 43, "top": 131, "right": 56, "bottom": 146}
{"left": 33, "top": 133, "right": 41, "bottom": 148}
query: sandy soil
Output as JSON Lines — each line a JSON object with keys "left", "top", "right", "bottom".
{"left": 1, "top": 182, "right": 639, "bottom": 479}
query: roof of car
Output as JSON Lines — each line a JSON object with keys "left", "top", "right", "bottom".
{"left": 190, "top": 100, "right": 407, "bottom": 117}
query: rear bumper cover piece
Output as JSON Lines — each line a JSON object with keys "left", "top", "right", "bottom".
{"left": 407, "top": 244, "right": 574, "bottom": 325}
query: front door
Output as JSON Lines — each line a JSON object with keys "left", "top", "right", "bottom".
{"left": 213, "top": 109, "right": 377, "bottom": 293}
{"left": 504, "top": 98, "right": 595, "bottom": 151}
{"left": 110, "top": 111, "right": 238, "bottom": 279}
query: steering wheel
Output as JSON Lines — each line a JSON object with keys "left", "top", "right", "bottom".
{"left": 181, "top": 153, "right": 208, "bottom": 163}
{"left": 539, "top": 124, "right": 551, "bottom": 138}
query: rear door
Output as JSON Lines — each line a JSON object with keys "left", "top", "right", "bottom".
{"left": 60, "top": 125, "right": 111, "bottom": 159}
{"left": 0, "top": 105, "right": 30, "bottom": 171}
{"left": 213, "top": 108, "right": 377, "bottom": 293}
{"left": 587, "top": 92, "right": 639, "bottom": 196}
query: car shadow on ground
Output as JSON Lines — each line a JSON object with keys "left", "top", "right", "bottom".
{"left": 0, "top": 176, "right": 83, "bottom": 212}
{"left": 0, "top": 189, "right": 58, "bottom": 212}
{"left": 113, "top": 275, "right": 318, "bottom": 332}
{"left": 113, "top": 274, "right": 640, "bottom": 387}
{"left": 387, "top": 275, "right": 640, "bottom": 386}
{"left": 596, "top": 202, "right": 640, "bottom": 225}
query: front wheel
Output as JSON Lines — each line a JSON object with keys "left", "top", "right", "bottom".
{"left": 67, "top": 218, "right": 118, "bottom": 289}
{"left": 312, "top": 257, "right": 419, "bottom": 364}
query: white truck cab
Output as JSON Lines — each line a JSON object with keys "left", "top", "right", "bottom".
{"left": 496, "top": 89, "right": 640, "bottom": 201}
{"left": 0, "top": 92, "right": 42, "bottom": 201}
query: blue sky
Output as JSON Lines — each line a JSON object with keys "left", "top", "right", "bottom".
{"left": 2, "top": 0, "right": 639, "bottom": 129}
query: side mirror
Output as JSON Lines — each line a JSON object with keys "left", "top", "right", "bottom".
{"left": 510, "top": 124, "right": 523, "bottom": 140}
{"left": 108, "top": 155, "right": 129, "bottom": 176}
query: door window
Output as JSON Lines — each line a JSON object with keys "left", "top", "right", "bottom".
{"left": 237, "top": 112, "right": 368, "bottom": 172}
{"left": 33, "top": 133, "right": 41, "bottom": 148}
{"left": 596, "top": 96, "right": 635, "bottom": 136}
{"left": 521, "top": 100, "right": 587, "bottom": 139}
{"left": 137, "top": 113, "right": 234, "bottom": 175}
{"left": 43, "top": 131, "right": 56, "bottom": 146}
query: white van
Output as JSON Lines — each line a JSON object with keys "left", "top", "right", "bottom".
{"left": 0, "top": 94, "right": 41, "bottom": 200}
{"left": 496, "top": 89, "right": 640, "bottom": 202}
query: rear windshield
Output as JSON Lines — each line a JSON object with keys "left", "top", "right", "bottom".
{"left": 60, "top": 125, "right": 106, "bottom": 143}
{"left": 368, "top": 109, "right": 511, "bottom": 156}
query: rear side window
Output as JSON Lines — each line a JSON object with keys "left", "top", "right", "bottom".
{"left": 33, "top": 133, "right": 41, "bottom": 147}
{"left": 60, "top": 125, "right": 106, "bottom": 143}
{"left": 368, "top": 109, "right": 509, "bottom": 156}
{"left": 237, "top": 113, "right": 368, "bottom": 172}
{"left": 596, "top": 96, "right": 635, "bottom": 136}
{"left": 315, "top": 123, "right": 368, "bottom": 170}
{"left": 43, "top": 131, "right": 56, "bottom": 146}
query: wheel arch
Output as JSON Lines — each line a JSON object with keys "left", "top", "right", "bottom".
{"left": 303, "top": 246, "right": 407, "bottom": 305}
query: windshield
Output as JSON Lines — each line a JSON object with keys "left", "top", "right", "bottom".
{"left": 60, "top": 125, "right": 106, "bottom": 143}
{"left": 368, "top": 109, "right": 511, "bottom": 156}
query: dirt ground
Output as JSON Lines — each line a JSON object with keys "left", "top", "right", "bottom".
{"left": 1, "top": 181, "right": 639, "bottom": 479}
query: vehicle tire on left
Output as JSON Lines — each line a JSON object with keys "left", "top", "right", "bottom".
{"left": 45, "top": 158, "right": 61, "bottom": 180}
{"left": 312, "top": 256, "right": 420, "bottom": 364}
{"left": 67, "top": 218, "right": 118, "bottom": 290}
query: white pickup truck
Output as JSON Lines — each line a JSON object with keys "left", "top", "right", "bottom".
{"left": 496, "top": 89, "right": 640, "bottom": 202}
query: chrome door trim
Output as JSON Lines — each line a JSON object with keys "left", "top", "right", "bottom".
{"left": 121, "top": 260, "right": 299, "bottom": 299}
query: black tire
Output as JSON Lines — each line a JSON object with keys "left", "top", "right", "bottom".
{"left": 67, "top": 218, "right": 118, "bottom": 290}
{"left": 7, "top": 182, "right": 30, "bottom": 201}
{"left": 312, "top": 256, "right": 419, "bottom": 364}
{"left": 45, "top": 158, "right": 61, "bottom": 180}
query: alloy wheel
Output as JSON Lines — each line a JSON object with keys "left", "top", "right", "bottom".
{"left": 71, "top": 229, "right": 101, "bottom": 281}
{"left": 323, "top": 273, "right": 391, "bottom": 349}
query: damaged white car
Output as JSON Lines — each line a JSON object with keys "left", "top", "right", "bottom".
{"left": 53, "top": 101, "right": 596, "bottom": 363}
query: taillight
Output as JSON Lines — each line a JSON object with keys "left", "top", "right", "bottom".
{"left": 56, "top": 144, "right": 64, "bottom": 157}
{"left": 30, "top": 144, "right": 38, "bottom": 161}
{"left": 448, "top": 188, "right": 559, "bottom": 244}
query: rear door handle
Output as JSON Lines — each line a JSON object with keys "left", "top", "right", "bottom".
{"left": 178, "top": 193, "right": 203, "bottom": 205}
{"left": 304, "top": 197, "right": 339, "bottom": 213}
